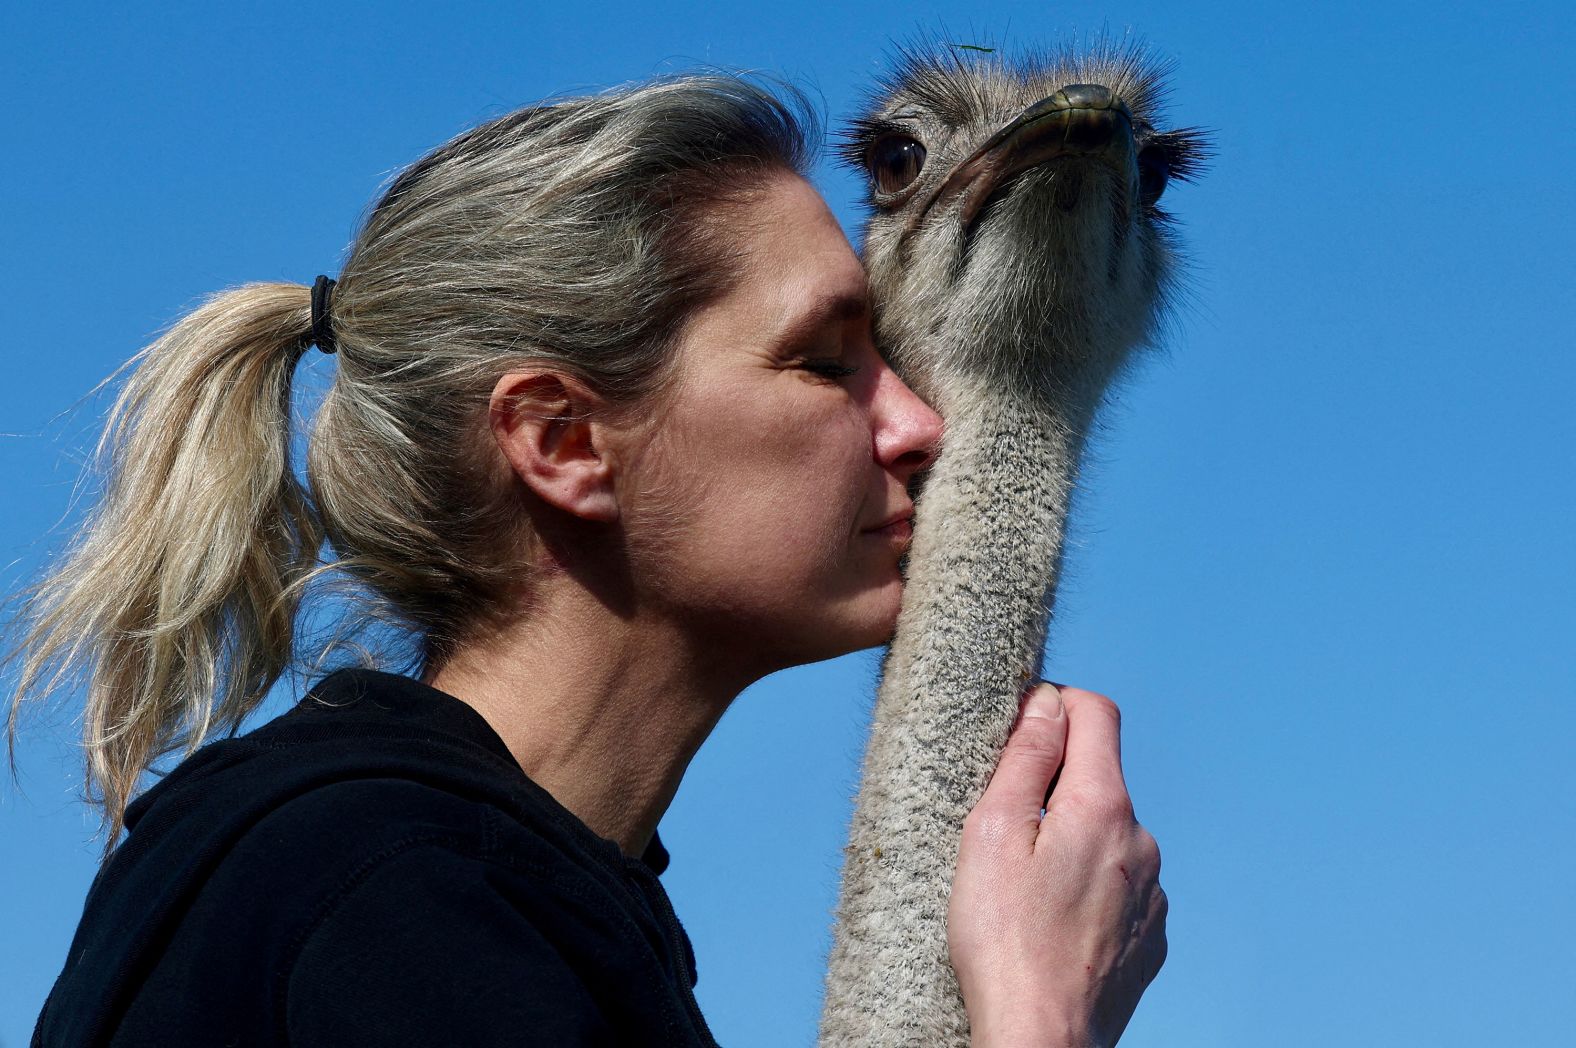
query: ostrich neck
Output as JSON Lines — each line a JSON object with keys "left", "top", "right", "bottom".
{"left": 819, "top": 374, "right": 1097, "bottom": 1047}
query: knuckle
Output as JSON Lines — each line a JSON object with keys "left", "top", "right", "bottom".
{"left": 1145, "top": 890, "right": 1170, "bottom": 983}
{"left": 1105, "top": 795, "right": 1138, "bottom": 825}
{"left": 1133, "top": 826, "right": 1162, "bottom": 867}
{"left": 1059, "top": 784, "right": 1135, "bottom": 826}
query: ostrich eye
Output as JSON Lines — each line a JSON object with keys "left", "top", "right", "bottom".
{"left": 1137, "top": 144, "right": 1170, "bottom": 206}
{"left": 868, "top": 136, "right": 927, "bottom": 195}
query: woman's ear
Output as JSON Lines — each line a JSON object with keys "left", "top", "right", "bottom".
{"left": 489, "top": 370, "right": 620, "bottom": 523}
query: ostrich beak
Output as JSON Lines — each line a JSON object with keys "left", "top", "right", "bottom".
{"left": 919, "top": 83, "right": 1137, "bottom": 231}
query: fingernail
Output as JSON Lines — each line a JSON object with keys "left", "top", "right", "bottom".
{"left": 1024, "top": 681, "right": 1064, "bottom": 718}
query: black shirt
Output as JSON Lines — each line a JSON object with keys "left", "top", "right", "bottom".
{"left": 34, "top": 669, "right": 719, "bottom": 1047}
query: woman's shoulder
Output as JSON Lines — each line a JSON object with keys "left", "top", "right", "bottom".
{"left": 49, "top": 776, "right": 684, "bottom": 1048}
{"left": 131, "top": 666, "right": 643, "bottom": 888}
{"left": 37, "top": 669, "right": 695, "bottom": 1047}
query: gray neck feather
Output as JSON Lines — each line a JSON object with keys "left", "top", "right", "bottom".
{"left": 819, "top": 377, "right": 1094, "bottom": 1046}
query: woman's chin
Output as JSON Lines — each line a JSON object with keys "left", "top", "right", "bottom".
{"left": 778, "top": 576, "right": 906, "bottom": 665}
{"left": 847, "top": 589, "right": 906, "bottom": 651}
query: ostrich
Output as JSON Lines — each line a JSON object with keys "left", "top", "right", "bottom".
{"left": 819, "top": 42, "right": 1208, "bottom": 1046}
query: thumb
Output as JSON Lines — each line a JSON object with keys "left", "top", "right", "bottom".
{"left": 978, "top": 683, "right": 1068, "bottom": 822}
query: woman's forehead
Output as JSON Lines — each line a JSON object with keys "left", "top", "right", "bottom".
{"left": 702, "top": 180, "right": 868, "bottom": 338}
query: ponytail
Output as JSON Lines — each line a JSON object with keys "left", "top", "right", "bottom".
{"left": 7, "top": 283, "right": 324, "bottom": 850}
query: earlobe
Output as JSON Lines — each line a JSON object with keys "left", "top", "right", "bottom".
{"left": 489, "top": 371, "right": 620, "bottom": 523}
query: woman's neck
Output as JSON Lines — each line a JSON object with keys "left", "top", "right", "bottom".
{"left": 427, "top": 581, "right": 752, "bottom": 858}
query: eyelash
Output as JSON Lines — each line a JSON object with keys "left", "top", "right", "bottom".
{"left": 801, "top": 361, "right": 861, "bottom": 379}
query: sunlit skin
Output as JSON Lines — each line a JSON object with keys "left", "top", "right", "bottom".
{"left": 420, "top": 172, "right": 1160, "bottom": 1045}
{"left": 430, "top": 172, "right": 944, "bottom": 858}
{"left": 621, "top": 175, "right": 942, "bottom": 669}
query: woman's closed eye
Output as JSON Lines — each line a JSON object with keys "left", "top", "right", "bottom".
{"left": 799, "top": 360, "right": 861, "bottom": 379}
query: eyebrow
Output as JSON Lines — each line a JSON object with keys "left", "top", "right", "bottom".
{"left": 772, "top": 290, "right": 871, "bottom": 355}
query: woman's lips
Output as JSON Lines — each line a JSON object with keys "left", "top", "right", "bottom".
{"left": 868, "top": 517, "right": 913, "bottom": 544}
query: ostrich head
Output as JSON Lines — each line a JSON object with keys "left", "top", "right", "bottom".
{"left": 841, "top": 42, "right": 1209, "bottom": 410}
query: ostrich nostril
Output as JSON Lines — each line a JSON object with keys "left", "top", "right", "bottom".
{"left": 1063, "top": 109, "right": 1121, "bottom": 149}
{"left": 1050, "top": 83, "right": 1116, "bottom": 110}
{"left": 1031, "top": 84, "right": 1131, "bottom": 149}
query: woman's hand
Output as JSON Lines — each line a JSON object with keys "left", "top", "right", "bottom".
{"left": 948, "top": 684, "right": 1168, "bottom": 1048}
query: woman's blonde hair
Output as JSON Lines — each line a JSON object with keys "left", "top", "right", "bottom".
{"left": 7, "top": 74, "right": 817, "bottom": 850}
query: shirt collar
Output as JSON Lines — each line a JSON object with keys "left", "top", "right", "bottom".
{"left": 299, "top": 668, "right": 672, "bottom": 876}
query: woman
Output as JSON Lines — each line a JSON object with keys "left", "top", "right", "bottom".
{"left": 10, "top": 73, "right": 1165, "bottom": 1046}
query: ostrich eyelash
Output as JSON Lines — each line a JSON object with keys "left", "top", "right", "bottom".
{"left": 836, "top": 117, "right": 915, "bottom": 170}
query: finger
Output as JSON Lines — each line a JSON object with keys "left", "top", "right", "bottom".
{"left": 1056, "top": 687, "right": 1128, "bottom": 798}
{"left": 1039, "top": 681, "right": 1068, "bottom": 809}
{"left": 978, "top": 683, "right": 1068, "bottom": 819}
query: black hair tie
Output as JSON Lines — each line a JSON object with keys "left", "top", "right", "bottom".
{"left": 310, "top": 275, "right": 338, "bottom": 354}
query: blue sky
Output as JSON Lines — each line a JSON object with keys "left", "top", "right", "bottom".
{"left": 3, "top": 2, "right": 1573, "bottom": 1046}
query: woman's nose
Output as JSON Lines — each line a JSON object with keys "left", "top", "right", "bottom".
{"left": 872, "top": 363, "right": 944, "bottom": 479}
